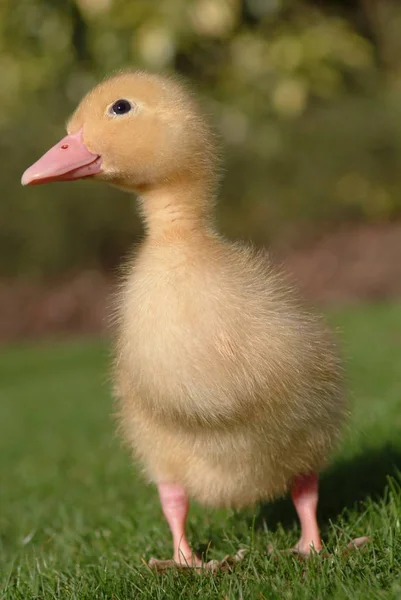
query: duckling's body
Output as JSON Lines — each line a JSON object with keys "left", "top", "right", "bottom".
{"left": 22, "top": 71, "right": 366, "bottom": 569}
{"left": 116, "top": 231, "right": 343, "bottom": 509}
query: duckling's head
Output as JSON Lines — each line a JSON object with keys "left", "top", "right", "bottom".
{"left": 22, "top": 71, "right": 219, "bottom": 196}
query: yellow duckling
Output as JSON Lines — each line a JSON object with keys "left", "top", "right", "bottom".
{"left": 22, "top": 71, "right": 366, "bottom": 569}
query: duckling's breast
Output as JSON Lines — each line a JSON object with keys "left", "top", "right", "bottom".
{"left": 114, "top": 235, "right": 346, "bottom": 505}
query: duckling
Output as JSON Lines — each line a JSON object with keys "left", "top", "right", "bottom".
{"left": 21, "top": 71, "right": 367, "bottom": 569}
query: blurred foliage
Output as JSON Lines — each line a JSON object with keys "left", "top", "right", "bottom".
{"left": 2, "top": 0, "right": 401, "bottom": 276}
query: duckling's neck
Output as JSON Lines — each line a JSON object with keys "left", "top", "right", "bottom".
{"left": 137, "top": 179, "right": 216, "bottom": 240}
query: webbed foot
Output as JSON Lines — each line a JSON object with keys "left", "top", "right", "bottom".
{"left": 268, "top": 536, "right": 369, "bottom": 559}
{"left": 148, "top": 549, "right": 247, "bottom": 572}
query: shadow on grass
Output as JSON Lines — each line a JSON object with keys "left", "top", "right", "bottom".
{"left": 255, "top": 443, "right": 401, "bottom": 534}
{"left": 191, "top": 444, "right": 401, "bottom": 557}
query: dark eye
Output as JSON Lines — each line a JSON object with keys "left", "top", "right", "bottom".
{"left": 110, "top": 99, "right": 132, "bottom": 115}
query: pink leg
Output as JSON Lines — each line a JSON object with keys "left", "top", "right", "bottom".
{"left": 291, "top": 473, "right": 322, "bottom": 554}
{"left": 157, "top": 482, "right": 202, "bottom": 566}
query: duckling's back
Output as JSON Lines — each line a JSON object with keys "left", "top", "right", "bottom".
{"left": 115, "top": 232, "right": 345, "bottom": 508}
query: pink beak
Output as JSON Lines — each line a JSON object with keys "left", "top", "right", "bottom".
{"left": 21, "top": 129, "right": 102, "bottom": 186}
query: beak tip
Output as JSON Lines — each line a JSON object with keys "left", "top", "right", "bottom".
{"left": 21, "top": 172, "right": 31, "bottom": 186}
{"left": 21, "top": 168, "right": 41, "bottom": 186}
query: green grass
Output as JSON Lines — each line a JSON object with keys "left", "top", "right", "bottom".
{"left": 1, "top": 304, "right": 401, "bottom": 599}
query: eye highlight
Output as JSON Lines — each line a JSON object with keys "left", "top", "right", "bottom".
{"left": 109, "top": 99, "right": 133, "bottom": 116}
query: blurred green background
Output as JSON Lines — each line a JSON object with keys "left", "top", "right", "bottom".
{"left": 2, "top": 0, "right": 401, "bottom": 339}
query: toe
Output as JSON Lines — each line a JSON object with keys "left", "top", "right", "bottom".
{"left": 343, "top": 536, "right": 370, "bottom": 554}
{"left": 148, "top": 558, "right": 178, "bottom": 571}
